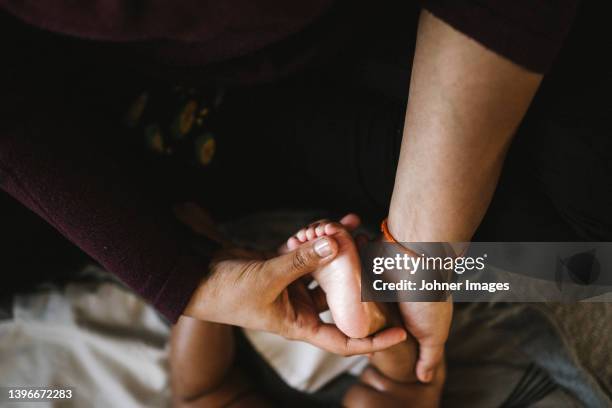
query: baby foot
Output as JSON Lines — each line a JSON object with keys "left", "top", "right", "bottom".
{"left": 287, "top": 218, "right": 386, "bottom": 338}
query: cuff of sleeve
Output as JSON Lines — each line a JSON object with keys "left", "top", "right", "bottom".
{"left": 152, "top": 254, "right": 211, "bottom": 323}
{"left": 418, "top": 0, "right": 577, "bottom": 73}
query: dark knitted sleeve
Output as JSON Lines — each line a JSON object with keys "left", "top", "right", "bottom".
{"left": 418, "top": 0, "right": 580, "bottom": 73}
{"left": 0, "top": 123, "right": 209, "bottom": 323}
{"left": 0, "top": 19, "right": 209, "bottom": 323}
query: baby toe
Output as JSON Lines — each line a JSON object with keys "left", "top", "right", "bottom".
{"left": 315, "top": 223, "right": 326, "bottom": 237}
{"left": 287, "top": 236, "right": 301, "bottom": 250}
{"left": 324, "top": 222, "right": 343, "bottom": 235}
{"left": 339, "top": 213, "right": 361, "bottom": 231}
{"left": 306, "top": 226, "right": 317, "bottom": 241}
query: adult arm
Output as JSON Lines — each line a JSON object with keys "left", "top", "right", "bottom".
{"left": 388, "top": 10, "right": 545, "bottom": 381}
{"left": 0, "top": 86, "right": 208, "bottom": 324}
{"left": 389, "top": 10, "right": 543, "bottom": 243}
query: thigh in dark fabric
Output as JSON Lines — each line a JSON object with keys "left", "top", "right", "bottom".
{"left": 529, "top": 116, "right": 612, "bottom": 240}
{"left": 208, "top": 83, "right": 406, "bottom": 219}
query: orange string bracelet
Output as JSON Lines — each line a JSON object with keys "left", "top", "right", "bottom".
{"left": 380, "top": 218, "right": 396, "bottom": 243}
{"left": 381, "top": 218, "right": 469, "bottom": 258}
{"left": 380, "top": 218, "right": 420, "bottom": 257}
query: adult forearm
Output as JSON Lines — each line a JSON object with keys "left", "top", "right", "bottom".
{"left": 388, "top": 10, "right": 542, "bottom": 243}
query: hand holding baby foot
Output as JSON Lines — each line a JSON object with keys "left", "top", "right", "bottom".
{"left": 183, "top": 228, "right": 407, "bottom": 356}
{"left": 286, "top": 214, "right": 387, "bottom": 339}
{"left": 399, "top": 300, "right": 452, "bottom": 383}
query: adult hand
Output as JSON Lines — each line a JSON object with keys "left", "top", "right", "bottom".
{"left": 399, "top": 301, "right": 452, "bottom": 383}
{"left": 183, "top": 235, "right": 407, "bottom": 356}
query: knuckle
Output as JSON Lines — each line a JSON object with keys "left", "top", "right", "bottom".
{"left": 291, "top": 249, "right": 312, "bottom": 272}
{"left": 278, "top": 319, "right": 296, "bottom": 340}
{"left": 339, "top": 340, "right": 353, "bottom": 357}
{"left": 284, "top": 313, "right": 313, "bottom": 341}
{"left": 282, "top": 328, "right": 296, "bottom": 341}
{"left": 293, "top": 314, "right": 308, "bottom": 333}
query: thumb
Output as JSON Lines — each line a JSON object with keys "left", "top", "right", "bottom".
{"left": 416, "top": 343, "right": 445, "bottom": 383}
{"left": 265, "top": 236, "right": 338, "bottom": 290}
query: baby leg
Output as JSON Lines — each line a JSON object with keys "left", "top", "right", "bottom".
{"left": 343, "top": 363, "right": 446, "bottom": 408}
{"left": 343, "top": 307, "right": 445, "bottom": 407}
{"left": 368, "top": 304, "right": 418, "bottom": 383}
{"left": 170, "top": 316, "right": 270, "bottom": 407}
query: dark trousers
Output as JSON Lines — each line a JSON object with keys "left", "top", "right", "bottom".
{"left": 185, "top": 69, "right": 610, "bottom": 243}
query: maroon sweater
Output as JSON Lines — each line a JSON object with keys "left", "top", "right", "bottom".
{"left": 0, "top": 0, "right": 579, "bottom": 322}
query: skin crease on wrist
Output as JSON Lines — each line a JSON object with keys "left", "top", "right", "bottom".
{"left": 386, "top": 10, "right": 542, "bottom": 384}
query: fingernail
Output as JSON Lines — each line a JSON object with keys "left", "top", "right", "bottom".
{"left": 314, "top": 238, "right": 332, "bottom": 258}
{"left": 422, "top": 369, "right": 433, "bottom": 383}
